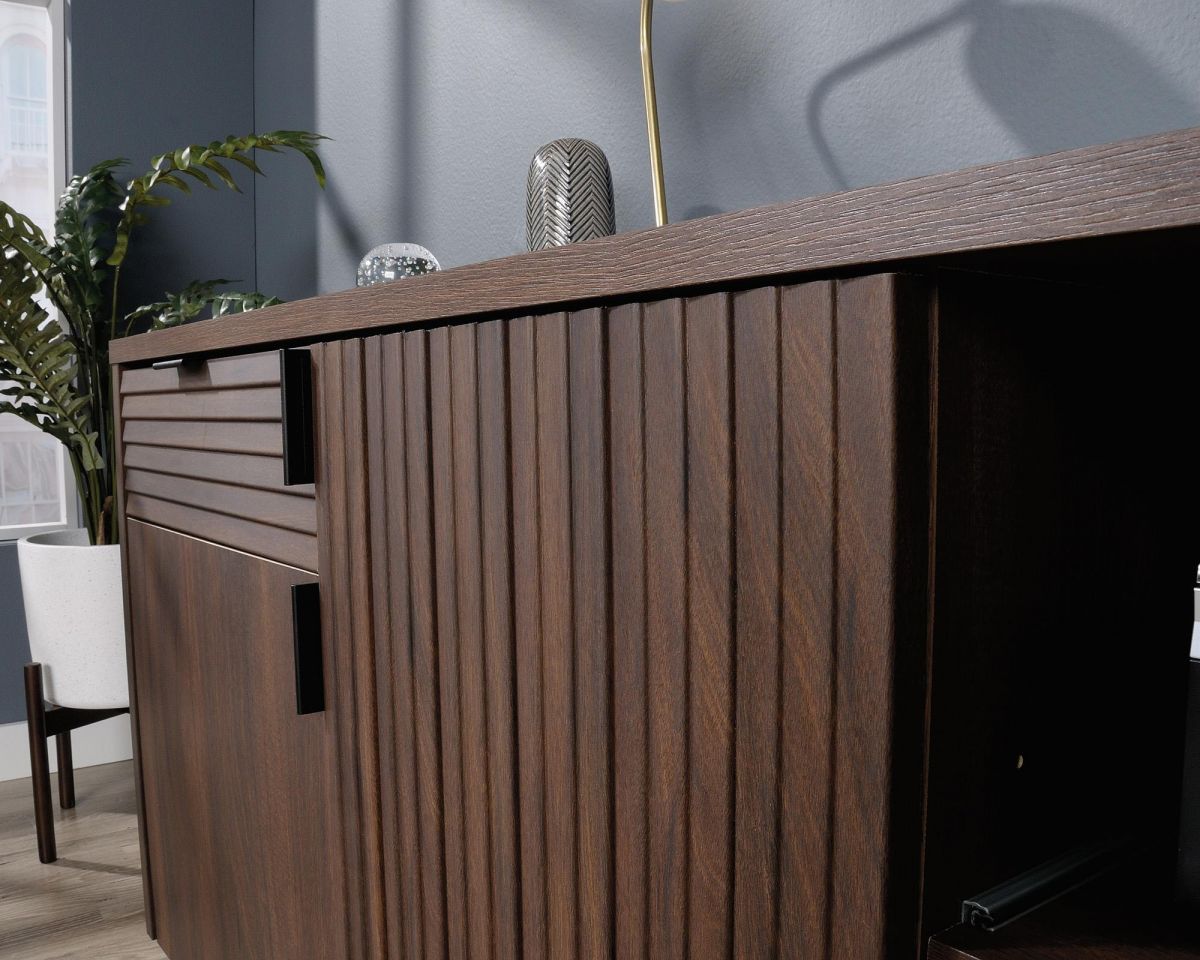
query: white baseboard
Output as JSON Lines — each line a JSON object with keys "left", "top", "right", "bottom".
{"left": 0, "top": 714, "right": 133, "bottom": 782}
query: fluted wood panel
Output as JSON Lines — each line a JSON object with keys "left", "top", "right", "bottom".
{"left": 830, "top": 275, "right": 931, "bottom": 960}
{"left": 477, "top": 320, "right": 522, "bottom": 960}
{"left": 642, "top": 297, "right": 688, "bottom": 960}
{"left": 509, "top": 317, "right": 547, "bottom": 960}
{"left": 324, "top": 276, "right": 928, "bottom": 960}
{"left": 778, "top": 282, "right": 837, "bottom": 960}
{"left": 312, "top": 339, "right": 386, "bottom": 960}
{"left": 120, "top": 349, "right": 317, "bottom": 570}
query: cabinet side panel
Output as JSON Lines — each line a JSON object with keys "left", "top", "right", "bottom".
{"left": 830, "top": 275, "right": 932, "bottom": 960}
{"left": 113, "top": 363, "right": 156, "bottom": 940}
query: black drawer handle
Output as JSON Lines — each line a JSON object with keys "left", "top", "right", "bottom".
{"left": 280, "top": 348, "right": 315, "bottom": 485}
{"left": 291, "top": 583, "right": 324, "bottom": 715}
{"left": 150, "top": 356, "right": 204, "bottom": 371}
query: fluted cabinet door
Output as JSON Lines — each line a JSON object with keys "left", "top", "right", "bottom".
{"left": 312, "top": 273, "right": 933, "bottom": 960}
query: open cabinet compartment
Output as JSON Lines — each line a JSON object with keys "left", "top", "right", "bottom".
{"left": 920, "top": 269, "right": 1198, "bottom": 951}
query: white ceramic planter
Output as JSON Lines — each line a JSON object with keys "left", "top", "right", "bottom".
{"left": 17, "top": 529, "right": 128, "bottom": 709}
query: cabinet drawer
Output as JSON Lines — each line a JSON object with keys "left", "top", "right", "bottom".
{"left": 119, "top": 351, "right": 317, "bottom": 571}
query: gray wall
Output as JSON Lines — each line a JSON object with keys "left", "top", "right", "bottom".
{"left": 254, "top": 0, "right": 1200, "bottom": 296}
{"left": 0, "top": 544, "right": 31, "bottom": 722}
{"left": 69, "top": 0, "right": 258, "bottom": 312}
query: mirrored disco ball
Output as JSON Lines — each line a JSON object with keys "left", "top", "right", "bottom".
{"left": 356, "top": 243, "right": 441, "bottom": 287}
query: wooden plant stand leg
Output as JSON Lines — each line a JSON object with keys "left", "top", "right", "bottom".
{"left": 23, "top": 662, "right": 129, "bottom": 865}
{"left": 56, "top": 731, "right": 75, "bottom": 809}
{"left": 24, "top": 663, "right": 56, "bottom": 864}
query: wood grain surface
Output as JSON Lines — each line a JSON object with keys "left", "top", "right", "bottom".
{"left": 112, "top": 365, "right": 157, "bottom": 939}
{"left": 124, "top": 522, "right": 344, "bottom": 960}
{"left": 113, "top": 246, "right": 1200, "bottom": 960}
{"left": 642, "top": 296, "right": 688, "bottom": 960}
{"left": 120, "top": 352, "right": 280, "bottom": 392}
{"left": 313, "top": 339, "right": 388, "bottom": 960}
{"left": 316, "top": 279, "right": 933, "bottom": 960}
{"left": 830, "top": 275, "right": 932, "bottom": 960}
{"left": 119, "top": 349, "right": 318, "bottom": 571}
{"left": 0, "top": 761, "right": 166, "bottom": 960}
{"left": 111, "top": 126, "right": 1200, "bottom": 364}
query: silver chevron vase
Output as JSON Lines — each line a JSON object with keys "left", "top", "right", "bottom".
{"left": 526, "top": 139, "right": 616, "bottom": 251}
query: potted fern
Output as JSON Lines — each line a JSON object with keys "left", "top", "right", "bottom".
{"left": 0, "top": 131, "right": 325, "bottom": 709}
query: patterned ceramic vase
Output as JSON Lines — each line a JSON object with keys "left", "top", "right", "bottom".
{"left": 526, "top": 139, "right": 616, "bottom": 251}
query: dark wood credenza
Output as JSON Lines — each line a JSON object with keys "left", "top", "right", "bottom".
{"left": 111, "top": 128, "right": 1200, "bottom": 960}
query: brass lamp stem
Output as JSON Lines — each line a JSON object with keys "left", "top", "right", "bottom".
{"left": 640, "top": 0, "right": 669, "bottom": 227}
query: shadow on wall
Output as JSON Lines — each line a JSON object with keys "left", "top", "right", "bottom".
{"left": 256, "top": 0, "right": 415, "bottom": 293}
{"left": 808, "top": 0, "right": 1200, "bottom": 189}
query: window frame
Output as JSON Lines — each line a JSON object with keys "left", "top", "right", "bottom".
{"left": 0, "top": 0, "right": 78, "bottom": 541}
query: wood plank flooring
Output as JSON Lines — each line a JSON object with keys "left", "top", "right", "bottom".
{"left": 0, "top": 760, "right": 164, "bottom": 960}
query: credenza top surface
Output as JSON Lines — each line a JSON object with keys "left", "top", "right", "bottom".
{"left": 111, "top": 124, "right": 1200, "bottom": 365}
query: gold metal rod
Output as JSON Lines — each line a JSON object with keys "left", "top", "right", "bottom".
{"left": 640, "top": 0, "right": 669, "bottom": 227}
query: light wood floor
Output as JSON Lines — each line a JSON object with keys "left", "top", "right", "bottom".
{"left": 0, "top": 760, "right": 165, "bottom": 959}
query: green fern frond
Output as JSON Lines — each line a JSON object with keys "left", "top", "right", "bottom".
{"left": 2, "top": 130, "right": 325, "bottom": 545}
{"left": 125, "top": 279, "right": 281, "bottom": 332}
{"left": 54, "top": 159, "right": 125, "bottom": 318}
{"left": 0, "top": 258, "right": 101, "bottom": 472}
{"left": 108, "top": 131, "right": 328, "bottom": 267}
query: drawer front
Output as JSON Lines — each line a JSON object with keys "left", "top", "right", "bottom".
{"left": 119, "top": 351, "right": 317, "bottom": 571}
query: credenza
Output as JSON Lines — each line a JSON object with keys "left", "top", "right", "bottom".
{"left": 111, "top": 127, "right": 1200, "bottom": 960}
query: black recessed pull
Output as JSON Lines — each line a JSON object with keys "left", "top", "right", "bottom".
{"left": 151, "top": 356, "right": 204, "bottom": 370}
{"left": 280, "top": 348, "right": 315, "bottom": 485}
{"left": 291, "top": 583, "right": 324, "bottom": 715}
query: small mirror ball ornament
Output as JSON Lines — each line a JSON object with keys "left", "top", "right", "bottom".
{"left": 356, "top": 243, "right": 441, "bottom": 287}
